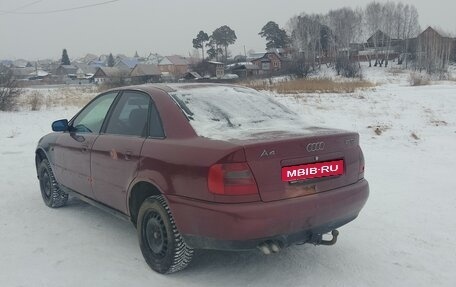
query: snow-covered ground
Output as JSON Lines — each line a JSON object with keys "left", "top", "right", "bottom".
{"left": 0, "top": 67, "right": 455, "bottom": 286}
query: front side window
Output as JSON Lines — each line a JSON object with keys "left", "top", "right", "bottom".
{"left": 71, "top": 92, "right": 117, "bottom": 133}
{"left": 105, "top": 91, "right": 151, "bottom": 137}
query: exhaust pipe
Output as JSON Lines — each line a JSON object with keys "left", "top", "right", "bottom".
{"left": 258, "top": 240, "right": 282, "bottom": 255}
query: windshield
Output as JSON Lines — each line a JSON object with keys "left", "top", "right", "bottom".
{"left": 170, "top": 85, "right": 310, "bottom": 140}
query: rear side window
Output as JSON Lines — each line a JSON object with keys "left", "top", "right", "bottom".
{"left": 149, "top": 103, "right": 164, "bottom": 138}
{"left": 105, "top": 91, "right": 151, "bottom": 137}
{"left": 71, "top": 92, "right": 117, "bottom": 133}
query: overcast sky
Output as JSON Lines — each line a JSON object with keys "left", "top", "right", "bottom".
{"left": 1, "top": 0, "right": 455, "bottom": 60}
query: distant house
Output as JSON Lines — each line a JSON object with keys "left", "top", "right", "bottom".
{"left": 74, "top": 63, "right": 97, "bottom": 79}
{"left": 230, "top": 63, "right": 260, "bottom": 78}
{"left": 11, "top": 59, "right": 29, "bottom": 68}
{"left": 115, "top": 58, "right": 139, "bottom": 70}
{"left": 36, "top": 59, "right": 55, "bottom": 71}
{"left": 28, "top": 70, "right": 50, "bottom": 81}
{"left": 366, "top": 30, "right": 394, "bottom": 48}
{"left": 93, "top": 67, "right": 124, "bottom": 84}
{"left": 0, "top": 60, "right": 13, "bottom": 67}
{"left": 130, "top": 64, "right": 161, "bottom": 84}
{"left": 415, "top": 26, "right": 453, "bottom": 73}
{"left": 251, "top": 52, "right": 284, "bottom": 74}
{"left": 78, "top": 53, "right": 99, "bottom": 64}
{"left": 88, "top": 60, "right": 106, "bottom": 68}
{"left": 357, "top": 30, "right": 403, "bottom": 64}
{"left": 55, "top": 65, "right": 79, "bottom": 78}
{"left": 183, "top": 71, "right": 202, "bottom": 80}
{"left": 11, "top": 67, "right": 36, "bottom": 80}
{"left": 158, "top": 55, "right": 189, "bottom": 77}
{"left": 207, "top": 61, "right": 225, "bottom": 78}
{"left": 247, "top": 51, "right": 267, "bottom": 61}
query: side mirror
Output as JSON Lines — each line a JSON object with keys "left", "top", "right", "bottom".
{"left": 52, "top": 119, "right": 69, "bottom": 132}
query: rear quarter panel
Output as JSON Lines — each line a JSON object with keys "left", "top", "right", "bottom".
{"left": 138, "top": 137, "right": 260, "bottom": 203}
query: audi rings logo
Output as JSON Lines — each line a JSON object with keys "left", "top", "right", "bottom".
{"left": 306, "top": 142, "right": 325, "bottom": 152}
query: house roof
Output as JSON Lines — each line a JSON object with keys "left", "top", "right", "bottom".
{"left": 367, "top": 30, "right": 392, "bottom": 43}
{"left": 183, "top": 71, "right": 202, "bottom": 79}
{"left": 57, "top": 65, "right": 79, "bottom": 74}
{"left": 252, "top": 51, "right": 283, "bottom": 62}
{"left": 160, "top": 55, "right": 189, "bottom": 66}
{"left": 419, "top": 26, "right": 452, "bottom": 38}
{"left": 115, "top": 58, "right": 139, "bottom": 69}
{"left": 130, "top": 64, "right": 161, "bottom": 77}
{"left": 88, "top": 60, "right": 106, "bottom": 68}
{"left": 29, "top": 70, "right": 49, "bottom": 77}
{"left": 94, "top": 67, "right": 123, "bottom": 78}
{"left": 74, "top": 63, "right": 97, "bottom": 74}
{"left": 207, "top": 61, "right": 225, "bottom": 65}
{"left": 231, "top": 63, "right": 260, "bottom": 71}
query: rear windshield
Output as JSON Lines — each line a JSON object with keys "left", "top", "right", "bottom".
{"left": 170, "top": 85, "right": 309, "bottom": 140}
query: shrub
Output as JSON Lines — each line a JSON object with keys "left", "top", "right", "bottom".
{"left": 29, "top": 91, "right": 43, "bottom": 111}
{"left": 243, "top": 78, "right": 374, "bottom": 94}
{"left": 335, "top": 56, "right": 362, "bottom": 78}
{"left": 409, "top": 73, "right": 430, "bottom": 86}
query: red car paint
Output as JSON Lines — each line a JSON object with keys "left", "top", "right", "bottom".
{"left": 36, "top": 84, "right": 369, "bottom": 250}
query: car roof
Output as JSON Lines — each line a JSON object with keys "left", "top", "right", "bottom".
{"left": 110, "top": 83, "right": 243, "bottom": 95}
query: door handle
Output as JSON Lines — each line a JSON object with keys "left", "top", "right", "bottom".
{"left": 124, "top": 151, "right": 132, "bottom": 161}
{"left": 81, "top": 144, "right": 89, "bottom": 153}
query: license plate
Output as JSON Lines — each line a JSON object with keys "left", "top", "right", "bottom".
{"left": 281, "top": 160, "right": 344, "bottom": 182}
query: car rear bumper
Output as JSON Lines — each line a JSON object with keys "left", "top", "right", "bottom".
{"left": 166, "top": 179, "right": 369, "bottom": 250}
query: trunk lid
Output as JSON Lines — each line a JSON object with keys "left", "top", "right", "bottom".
{"left": 228, "top": 128, "right": 361, "bottom": 202}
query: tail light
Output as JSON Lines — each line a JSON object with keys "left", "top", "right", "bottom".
{"left": 208, "top": 163, "right": 259, "bottom": 195}
{"left": 358, "top": 147, "right": 365, "bottom": 180}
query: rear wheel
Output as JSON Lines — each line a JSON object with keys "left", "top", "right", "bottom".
{"left": 38, "top": 159, "right": 68, "bottom": 208}
{"left": 137, "top": 195, "right": 194, "bottom": 274}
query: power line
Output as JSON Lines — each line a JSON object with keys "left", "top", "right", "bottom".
{"left": 0, "top": 0, "right": 43, "bottom": 15}
{"left": 0, "top": 0, "right": 120, "bottom": 15}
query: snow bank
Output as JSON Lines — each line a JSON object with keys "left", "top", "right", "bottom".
{"left": 0, "top": 75, "right": 456, "bottom": 286}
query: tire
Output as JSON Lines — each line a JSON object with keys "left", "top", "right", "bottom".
{"left": 137, "top": 195, "right": 194, "bottom": 274}
{"left": 38, "top": 159, "right": 68, "bottom": 208}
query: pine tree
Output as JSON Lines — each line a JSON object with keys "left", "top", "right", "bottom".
{"left": 107, "top": 53, "right": 115, "bottom": 67}
{"left": 259, "top": 21, "right": 290, "bottom": 49}
{"left": 211, "top": 26, "right": 237, "bottom": 63}
{"left": 61, "top": 49, "right": 71, "bottom": 65}
{"left": 192, "top": 31, "right": 209, "bottom": 61}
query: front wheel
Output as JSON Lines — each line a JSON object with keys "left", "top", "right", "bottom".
{"left": 137, "top": 195, "right": 194, "bottom": 274}
{"left": 38, "top": 159, "right": 68, "bottom": 208}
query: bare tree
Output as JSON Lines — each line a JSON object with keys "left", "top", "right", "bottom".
{"left": 381, "top": 2, "right": 395, "bottom": 67}
{"left": 364, "top": 2, "right": 420, "bottom": 68}
{"left": 289, "top": 13, "right": 324, "bottom": 72}
{"left": 364, "top": 2, "right": 383, "bottom": 66}
{"left": 0, "top": 66, "right": 21, "bottom": 111}
{"left": 327, "top": 7, "right": 363, "bottom": 62}
{"left": 401, "top": 4, "right": 420, "bottom": 68}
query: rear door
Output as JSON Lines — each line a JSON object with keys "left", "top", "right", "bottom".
{"left": 90, "top": 91, "right": 160, "bottom": 213}
{"left": 53, "top": 92, "right": 118, "bottom": 198}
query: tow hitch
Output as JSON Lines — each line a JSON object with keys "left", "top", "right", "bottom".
{"left": 312, "top": 230, "right": 339, "bottom": 246}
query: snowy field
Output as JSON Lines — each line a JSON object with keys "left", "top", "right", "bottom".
{"left": 0, "top": 67, "right": 455, "bottom": 286}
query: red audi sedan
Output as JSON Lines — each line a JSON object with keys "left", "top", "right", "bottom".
{"left": 35, "top": 84, "right": 369, "bottom": 274}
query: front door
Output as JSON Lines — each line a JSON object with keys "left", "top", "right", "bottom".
{"left": 91, "top": 91, "right": 151, "bottom": 213}
{"left": 53, "top": 92, "right": 118, "bottom": 198}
